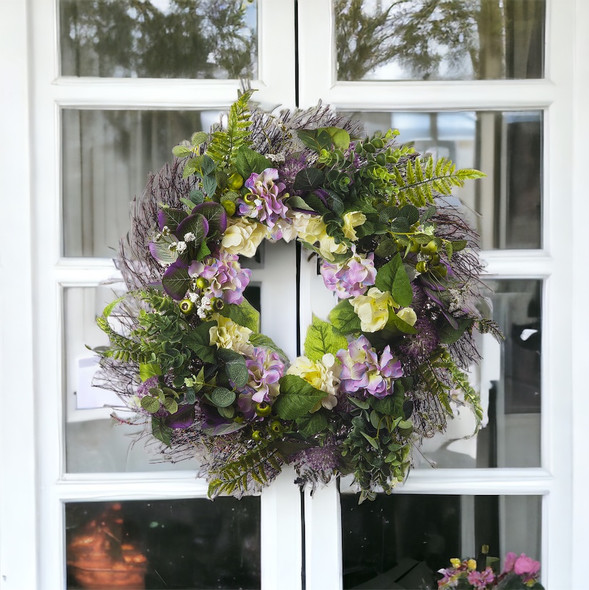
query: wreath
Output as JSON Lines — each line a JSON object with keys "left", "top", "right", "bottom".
{"left": 96, "top": 90, "right": 501, "bottom": 502}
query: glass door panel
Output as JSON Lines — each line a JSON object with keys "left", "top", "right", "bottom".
{"left": 66, "top": 497, "right": 261, "bottom": 589}
{"left": 62, "top": 109, "right": 221, "bottom": 257}
{"left": 340, "top": 493, "right": 542, "bottom": 589}
{"left": 59, "top": 0, "right": 258, "bottom": 79}
{"left": 415, "top": 279, "right": 542, "bottom": 469}
{"left": 334, "top": 0, "right": 545, "bottom": 81}
{"left": 344, "top": 110, "right": 543, "bottom": 250}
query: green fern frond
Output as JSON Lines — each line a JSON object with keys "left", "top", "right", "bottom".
{"left": 207, "top": 445, "right": 283, "bottom": 498}
{"left": 418, "top": 359, "right": 453, "bottom": 415}
{"left": 206, "top": 89, "right": 255, "bottom": 169}
{"left": 394, "top": 156, "right": 485, "bottom": 206}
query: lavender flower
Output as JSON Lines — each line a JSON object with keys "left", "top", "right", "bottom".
{"left": 188, "top": 250, "right": 251, "bottom": 305}
{"left": 238, "top": 168, "right": 289, "bottom": 230}
{"left": 320, "top": 249, "right": 376, "bottom": 299}
{"left": 245, "top": 347, "right": 286, "bottom": 403}
{"left": 337, "top": 335, "right": 403, "bottom": 399}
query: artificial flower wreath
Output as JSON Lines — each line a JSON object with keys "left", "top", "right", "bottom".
{"left": 96, "top": 90, "right": 500, "bottom": 502}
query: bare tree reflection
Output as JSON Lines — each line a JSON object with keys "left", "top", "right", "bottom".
{"left": 60, "top": 0, "right": 257, "bottom": 79}
{"left": 335, "top": 0, "right": 544, "bottom": 81}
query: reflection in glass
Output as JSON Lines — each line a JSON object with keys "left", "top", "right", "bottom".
{"left": 66, "top": 498, "right": 261, "bottom": 589}
{"left": 341, "top": 494, "right": 541, "bottom": 589}
{"left": 346, "top": 110, "right": 542, "bottom": 249}
{"left": 59, "top": 0, "right": 258, "bottom": 78}
{"left": 62, "top": 109, "right": 220, "bottom": 258}
{"left": 64, "top": 286, "right": 204, "bottom": 473}
{"left": 335, "top": 0, "right": 545, "bottom": 81}
{"left": 413, "top": 279, "right": 541, "bottom": 469}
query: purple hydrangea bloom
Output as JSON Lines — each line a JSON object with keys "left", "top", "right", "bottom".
{"left": 320, "top": 250, "right": 376, "bottom": 299}
{"left": 238, "top": 168, "right": 289, "bottom": 229}
{"left": 245, "top": 347, "right": 285, "bottom": 403}
{"left": 337, "top": 335, "right": 403, "bottom": 398}
{"left": 189, "top": 250, "right": 251, "bottom": 305}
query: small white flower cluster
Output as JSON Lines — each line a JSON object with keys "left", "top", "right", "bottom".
{"left": 187, "top": 290, "right": 214, "bottom": 319}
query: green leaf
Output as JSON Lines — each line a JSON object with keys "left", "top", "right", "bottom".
{"left": 172, "top": 144, "right": 193, "bottom": 158}
{"left": 158, "top": 207, "right": 186, "bottom": 233}
{"left": 285, "top": 195, "right": 315, "bottom": 212}
{"left": 202, "top": 173, "right": 218, "bottom": 197}
{"left": 304, "top": 315, "right": 348, "bottom": 361}
{"left": 348, "top": 396, "right": 370, "bottom": 410}
{"left": 217, "top": 405, "right": 235, "bottom": 419}
{"left": 161, "top": 264, "right": 191, "bottom": 301}
{"left": 398, "top": 204, "right": 419, "bottom": 225}
{"left": 234, "top": 145, "right": 272, "bottom": 179}
{"left": 150, "top": 234, "right": 179, "bottom": 265}
{"left": 273, "top": 375, "right": 327, "bottom": 419}
{"left": 324, "top": 126, "right": 351, "bottom": 150}
{"left": 163, "top": 397, "right": 179, "bottom": 414}
{"left": 175, "top": 213, "right": 208, "bottom": 244}
{"left": 211, "top": 386, "right": 236, "bottom": 408}
{"left": 293, "top": 167, "right": 325, "bottom": 192}
{"left": 296, "top": 413, "right": 329, "bottom": 437}
{"left": 219, "top": 300, "right": 260, "bottom": 332}
{"left": 369, "top": 395, "right": 398, "bottom": 416}
{"left": 184, "top": 321, "right": 216, "bottom": 363}
{"left": 329, "top": 299, "right": 362, "bottom": 334}
{"left": 141, "top": 396, "right": 161, "bottom": 414}
{"left": 216, "top": 347, "right": 249, "bottom": 388}
{"left": 191, "top": 131, "right": 208, "bottom": 147}
{"left": 375, "top": 254, "right": 413, "bottom": 307}
{"left": 297, "top": 128, "right": 332, "bottom": 152}
{"left": 152, "top": 418, "right": 172, "bottom": 446}
{"left": 439, "top": 317, "right": 474, "bottom": 344}
{"left": 360, "top": 431, "right": 379, "bottom": 450}
{"left": 139, "top": 363, "right": 161, "bottom": 381}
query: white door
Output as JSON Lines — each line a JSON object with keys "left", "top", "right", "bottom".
{"left": 1, "top": 1, "right": 588, "bottom": 589}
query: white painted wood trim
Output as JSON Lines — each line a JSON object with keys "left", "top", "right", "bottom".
{"left": 0, "top": 0, "right": 38, "bottom": 586}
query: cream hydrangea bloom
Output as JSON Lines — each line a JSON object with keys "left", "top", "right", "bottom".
{"left": 291, "top": 212, "right": 347, "bottom": 261}
{"left": 396, "top": 307, "right": 417, "bottom": 326}
{"left": 222, "top": 218, "right": 267, "bottom": 257}
{"left": 351, "top": 287, "right": 395, "bottom": 332}
{"left": 342, "top": 211, "right": 366, "bottom": 241}
{"left": 286, "top": 353, "right": 341, "bottom": 411}
{"left": 209, "top": 314, "right": 253, "bottom": 354}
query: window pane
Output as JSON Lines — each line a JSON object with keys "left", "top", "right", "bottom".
{"left": 66, "top": 498, "right": 261, "bottom": 589}
{"left": 64, "top": 283, "right": 261, "bottom": 473}
{"left": 63, "top": 285, "right": 200, "bottom": 473}
{"left": 414, "top": 279, "right": 541, "bottom": 469}
{"left": 59, "top": 0, "right": 258, "bottom": 78}
{"left": 62, "top": 109, "right": 220, "bottom": 258}
{"left": 346, "top": 110, "right": 543, "bottom": 249}
{"left": 335, "top": 0, "right": 545, "bottom": 81}
{"left": 341, "top": 494, "right": 541, "bottom": 589}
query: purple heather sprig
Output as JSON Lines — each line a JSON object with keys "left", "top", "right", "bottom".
{"left": 337, "top": 335, "right": 403, "bottom": 399}
{"left": 188, "top": 250, "right": 251, "bottom": 305}
{"left": 320, "top": 248, "right": 376, "bottom": 299}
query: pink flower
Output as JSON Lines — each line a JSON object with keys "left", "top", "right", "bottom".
{"left": 503, "top": 552, "right": 517, "bottom": 573}
{"left": 467, "top": 567, "right": 495, "bottom": 589}
{"left": 513, "top": 554, "right": 541, "bottom": 577}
